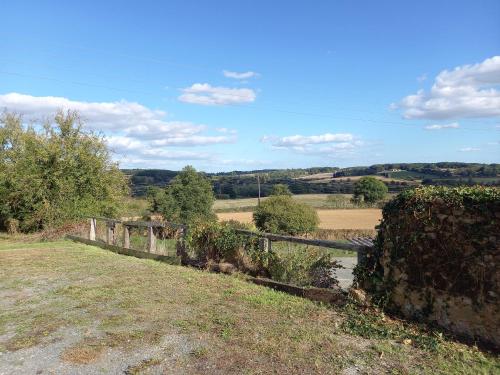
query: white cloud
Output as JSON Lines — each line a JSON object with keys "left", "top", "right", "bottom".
{"left": 395, "top": 56, "right": 500, "bottom": 119}
{"left": 270, "top": 133, "right": 354, "bottom": 147}
{"left": 459, "top": 147, "right": 480, "bottom": 152}
{"left": 0, "top": 92, "right": 234, "bottom": 166}
{"left": 223, "top": 70, "right": 259, "bottom": 80}
{"left": 424, "top": 122, "right": 460, "bottom": 130}
{"left": 151, "top": 135, "right": 235, "bottom": 147}
{"left": 178, "top": 83, "right": 256, "bottom": 105}
{"left": 261, "top": 133, "right": 362, "bottom": 157}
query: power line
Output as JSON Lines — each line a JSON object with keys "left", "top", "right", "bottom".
{"left": 0, "top": 69, "right": 495, "bottom": 133}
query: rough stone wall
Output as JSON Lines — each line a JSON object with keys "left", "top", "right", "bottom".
{"left": 359, "top": 186, "right": 500, "bottom": 349}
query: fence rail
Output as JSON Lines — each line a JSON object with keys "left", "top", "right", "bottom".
{"left": 85, "top": 217, "right": 373, "bottom": 261}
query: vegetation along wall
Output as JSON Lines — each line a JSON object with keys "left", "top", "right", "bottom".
{"left": 356, "top": 186, "right": 499, "bottom": 348}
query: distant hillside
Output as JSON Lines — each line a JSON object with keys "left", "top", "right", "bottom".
{"left": 123, "top": 162, "right": 500, "bottom": 197}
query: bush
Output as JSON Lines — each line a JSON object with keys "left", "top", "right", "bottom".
{"left": 267, "top": 245, "right": 341, "bottom": 287}
{"left": 253, "top": 195, "right": 319, "bottom": 235}
{"left": 353, "top": 177, "right": 388, "bottom": 203}
{"left": 155, "top": 166, "right": 215, "bottom": 224}
{"left": 186, "top": 220, "right": 251, "bottom": 262}
{"left": 0, "top": 111, "right": 128, "bottom": 232}
{"left": 271, "top": 184, "right": 292, "bottom": 196}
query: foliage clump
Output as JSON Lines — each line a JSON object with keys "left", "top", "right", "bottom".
{"left": 270, "top": 184, "right": 292, "bottom": 196}
{"left": 355, "top": 185, "right": 500, "bottom": 348}
{"left": 0, "top": 111, "right": 128, "bottom": 232}
{"left": 353, "top": 176, "right": 388, "bottom": 203}
{"left": 253, "top": 195, "right": 319, "bottom": 235}
{"left": 152, "top": 166, "right": 216, "bottom": 224}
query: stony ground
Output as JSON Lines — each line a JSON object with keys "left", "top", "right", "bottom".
{"left": 0, "top": 238, "right": 498, "bottom": 374}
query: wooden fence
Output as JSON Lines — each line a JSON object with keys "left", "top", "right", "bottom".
{"left": 85, "top": 217, "right": 373, "bottom": 262}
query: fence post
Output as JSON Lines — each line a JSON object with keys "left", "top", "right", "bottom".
{"left": 259, "top": 237, "right": 271, "bottom": 253}
{"left": 357, "top": 246, "right": 367, "bottom": 266}
{"left": 123, "top": 225, "right": 130, "bottom": 249}
{"left": 106, "top": 221, "right": 115, "bottom": 245}
{"left": 89, "top": 218, "right": 96, "bottom": 241}
{"left": 147, "top": 225, "right": 156, "bottom": 252}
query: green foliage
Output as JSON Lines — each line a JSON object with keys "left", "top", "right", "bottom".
{"left": 353, "top": 177, "right": 388, "bottom": 203}
{"left": 271, "top": 184, "right": 292, "bottom": 196}
{"left": 0, "top": 111, "right": 128, "bottom": 232}
{"left": 385, "top": 184, "right": 500, "bottom": 210}
{"left": 253, "top": 195, "right": 319, "bottom": 235}
{"left": 155, "top": 166, "right": 215, "bottom": 224}
{"left": 340, "top": 303, "right": 443, "bottom": 351}
{"left": 186, "top": 220, "right": 252, "bottom": 262}
{"left": 267, "top": 245, "right": 341, "bottom": 287}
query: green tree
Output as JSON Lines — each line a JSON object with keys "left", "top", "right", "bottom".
{"left": 271, "top": 184, "right": 292, "bottom": 196}
{"left": 156, "top": 165, "right": 215, "bottom": 224}
{"left": 253, "top": 195, "right": 319, "bottom": 235}
{"left": 353, "top": 177, "right": 388, "bottom": 203}
{"left": 0, "top": 111, "right": 128, "bottom": 232}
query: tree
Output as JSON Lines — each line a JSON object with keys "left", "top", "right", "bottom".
{"left": 253, "top": 195, "right": 319, "bottom": 235}
{"left": 271, "top": 184, "right": 292, "bottom": 196}
{"left": 0, "top": 111, "right": 128, "bottom": 232}
{"left": 353, "top": 177, "right": 388, "bottom": 203}
{"left": 156, "top": 165, "right": 215, "bottom": 224}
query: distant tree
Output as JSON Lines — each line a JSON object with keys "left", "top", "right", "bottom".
{"left": 146, "top": 186, "right": 166, "bottom": 213}
{"left": 253, "top": 195, "right": 319, "bottom": 235}
{"left": 353, "top": 177, "right": 388, "bottom": 203}
{"left": 0, "top": 111, "right": 128, "bottom": 232}
{"left": 271, "top": 184, "right": 292, "bottom": 196}
{"left": 156, "top": 166, "right": 215, "bottom": 224}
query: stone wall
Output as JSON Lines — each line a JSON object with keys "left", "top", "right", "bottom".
{"left": 356, "top": 186, "right": 500, "bottom": 349}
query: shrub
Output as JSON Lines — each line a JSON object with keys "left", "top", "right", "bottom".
{"left": 0, "top": 111, "right": 128, "bottom": 232}
{"left": 353, "top": 177, "right": 388, "bottom": 203}
{"left": 253, "top": 195, "right": 319, "bottom": 235}
{"left": 267, "top": 245, "right": 341, "bottom": 287}
{"left": 186, "top": 220, "right": 254, "bottom": 263}
{"left": 271, "top": 184, "right": 292, "bottom": 196}
{"left": 5, "top": 218, "right": 19, "bottom": 235}
{"left": 156, "top": 166, "right": 215, "bottom": 224}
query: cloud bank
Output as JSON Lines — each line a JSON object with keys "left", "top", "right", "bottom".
{"left": 0, "top": 92, "right": 236, "bottom": 164}
{"left": 395, "top": 56, "right": 500, "bottom": 119}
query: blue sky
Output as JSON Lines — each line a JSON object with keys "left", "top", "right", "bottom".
{"left": 1, "top": 0, "right": 499, "bottom": 171}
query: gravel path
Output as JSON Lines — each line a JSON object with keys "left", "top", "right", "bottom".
{"left": 332, "top": 257, "right": 357, "bottom": 290}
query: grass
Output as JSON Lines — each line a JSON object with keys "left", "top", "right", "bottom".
{"left": 1, "top": 238, "right": 498, "bottom": 373}
{"left": 119, "top": 197, "right": 149, "bottom": 218}
{"left": 214, "top": 194, "right": 337, "bottom": 212}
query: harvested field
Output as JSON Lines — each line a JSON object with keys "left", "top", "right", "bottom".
{"left": 218, "top": 208, "right": 382, "bottom": 229}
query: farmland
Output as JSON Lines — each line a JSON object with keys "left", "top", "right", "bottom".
{"left": 218, "top": 208, "right": 382, "bottom": 230}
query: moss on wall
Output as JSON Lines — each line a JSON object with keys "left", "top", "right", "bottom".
{"left": 355, "top": 186, "right": 500, "bottom": 349}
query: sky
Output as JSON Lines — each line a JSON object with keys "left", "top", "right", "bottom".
{"left": 0, "top": 0, "right": 499, "bottom": 172}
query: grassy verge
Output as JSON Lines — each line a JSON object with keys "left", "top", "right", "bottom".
{"left": 0, "top": 238, "right": 498, "bottom": 373}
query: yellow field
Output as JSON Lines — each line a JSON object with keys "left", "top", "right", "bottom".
{"left": 213, "top": 194, "right": 336, "bottom": 211}
{"left": 218, "top": 208, "right": 382, "bottom": 229}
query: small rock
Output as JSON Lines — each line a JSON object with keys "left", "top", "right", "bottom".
{"left": 349, "top": 288, "right": 370, "bottom": 306}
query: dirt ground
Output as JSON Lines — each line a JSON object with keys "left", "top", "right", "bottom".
{"left": 218, "top": 208, "right": 382, "bottom": 229}
{"left": 1, "top": 239, "right": 497, "bottom": 374}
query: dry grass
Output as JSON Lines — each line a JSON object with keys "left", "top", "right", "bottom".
{"left": 0, "top": 238, "right": 498, "bottom": 374}
{"left": 214, "top": 194, "right": 336, "bottom": 212}
{"left": 218, "top": 208, "right": 382, "bottom": 229}
{"left": 296, "top": 173, "right": 418, "bottom": 184}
